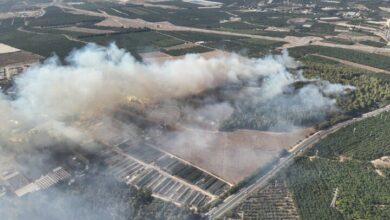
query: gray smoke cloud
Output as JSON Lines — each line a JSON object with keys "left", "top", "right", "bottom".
{"left": 0, "top": 43, "right": 354, "bottom": 220}
{"left": 0, "top": 43, "right": 351, "bottom": 149}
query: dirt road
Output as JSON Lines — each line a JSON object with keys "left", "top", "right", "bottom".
{"left": 313, "top": 41, "right": 390, "bottom": 56}
{"left": 54, "top": 2, "right": 390, "bottom": 55}
{"left": 312, "top": 54, "right": 390, "bottom": 74}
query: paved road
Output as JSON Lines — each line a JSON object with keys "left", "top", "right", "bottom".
{"left": 208, "top": 104, "right": 390, "bottom": 219}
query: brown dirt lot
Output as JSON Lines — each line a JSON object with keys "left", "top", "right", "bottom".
{"left": 139, "top": 51, "right": 174, "bottom": 62}
{"left": 159, "top": 128, "right": 314, "bottom": 184}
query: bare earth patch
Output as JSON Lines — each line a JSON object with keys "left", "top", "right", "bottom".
{"left": 375, "top": 169, "right": 385, "bottom": 177}
{"left": 139, "top": 51, "right": 174, "bottom": 62}
{"left": 159, "top": 128, "right": 314, "bottom": 184}
{"left": 164, "top": 42, "right": 197, "bottom": 51}
{"left": 371, "top": 156, "right": 390, "bottom": 169}
{"left": 140, "top": 50, "right": 228, "bottom": 63}
{"left": 338, "top": 155, "right": 351, "bottom": 162}
{"left": 95, "top": 17, "right": 176, "bottom": 30}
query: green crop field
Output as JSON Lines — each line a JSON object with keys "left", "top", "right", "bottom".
{"left": 303, "top": 60, "right": 390, "bottom": 115}
{"left": 291, "top": 45, "right": 390, "bottom": 71}
{"left": 359, "top": 40, "right": 387, "bottom": 48}
{"left": 28, "top": 6, "right": 103, "bottom": 27}
{"left": 0, "top": 30, "right": 84, "bottom": 59}
{"left": 324, "top": 37, "right": 355, "bottom": 45}
{"left": 80, "top": 31, "right": 183, "bottom": 56}
{"left": 163, "top": 46, "right": 212, "bottom": 56}
{"left": 282, "top": 110, "right": 390, "bottom": 220}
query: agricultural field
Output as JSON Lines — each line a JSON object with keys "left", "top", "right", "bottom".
{"left": 1, "top": 1, "right": 390, "bottom": 219}
{"left": 227, "top": 178, "right": 299, "bottom": 220}
{"left": 0, "top": 29, "right": 84, "bottom": 58}
{"left": 0, "top": 161, "right": 200, "bottom": 220}
{"left": 359, "top": 40, "right": 388, "bottom": 48}
{"left": 324, "top": 37, "right": 355, "bottom": 45}
{"left": 28, "top": 6, "right": 103, "bottom": 27}
{"left": 162, "top": 46, "right": 212, "bottom": 56}
{"left": 113, "top": 129, "right": 232, "bottom": 196}
{"left": 160, "top": 128, "right": 314, "bottom": 184}
{"left": 72, "top": 1, "right": 230, "bottom": 28}
{"left": 300, "top": 57, "right": 390, "bottom": 128}
{"left": 291, "top": 46, "right": 390, "bottom": 72}
{"left": 226, "top": 110, "right": 390, "bottom": 220}
{"left": 162, "top": 31, "right": 284, "bottom": 57}
{"left": 90, "top": 118, "right": 231, "bottom": 209}
{"left": 282, "top": 111, "right": 390, "bottom": 219}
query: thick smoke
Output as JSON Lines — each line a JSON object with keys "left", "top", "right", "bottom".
{"left": 0, "top": 43, "right": 351, "bottom": 149}
{"left": 0, "top": 43, "right": 353, "bottom": 220}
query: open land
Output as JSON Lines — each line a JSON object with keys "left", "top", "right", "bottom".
{"left": 1, "top": 0, "right": 390, "bottom": 219}
{"left": 160, "top": 128, "right": 314, "bottom": 184}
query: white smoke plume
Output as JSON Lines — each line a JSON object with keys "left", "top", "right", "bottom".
{"left": 0, "top": 43, "right": 355, "bottom": 220}
{"left": 0, "top": 43, "right": 350, "bottom": 149}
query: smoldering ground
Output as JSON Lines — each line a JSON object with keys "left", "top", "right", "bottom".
{"left": 0, "top": 43, "right": 353, "bottom": 219}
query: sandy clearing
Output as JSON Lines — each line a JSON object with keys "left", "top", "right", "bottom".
{"left": 164, "top": 42, "right": 197, "bottom": 51}
{"left": 56, "top": 26, "right": 115, "bottom": 34}
{"left": 379, "top": 7, "right": 390, "bottom": 13}
{"left": 280, "top": 36, "right": 323, "bottom": 49}
{"left": 371, "top": 156, "right": 390, "bottom": 168}
{"left": 139, "top": 51, "right": 174, "bottom": 62}
{"left": 0, "top": 43, "right": 20, "bottom": 54}
{"left": 159, "top": 128, "right": 314, "bottom": 184}
{"left": 0, "top": 9, "right": 44, "bottom": 20}
{"left": 95, "top": 17, "right": 175, "bottom": 29}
